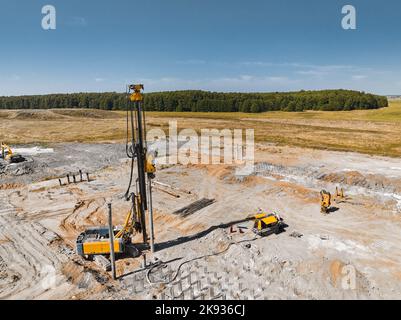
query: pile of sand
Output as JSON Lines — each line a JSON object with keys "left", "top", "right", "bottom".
{"left": 52, "top": 109, "right": 123, "bottom": 119}
{"left": 0, "top": 109, "right": 123, "bottom": 121}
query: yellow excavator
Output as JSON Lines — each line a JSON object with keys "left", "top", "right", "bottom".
{"left": 320, "top": 190, "right": 331, "bottom": 214}
{"left": 1, "top": 142, "right": 14, "bottom": 161}
{"left": 0, "top": 142, "right": 24, "bottom": 163}
{"left": 76, "top": 85, "right": 156, "bottom": 258}
{"left": 334, "top": 186, "right": 345, "bottom": 202}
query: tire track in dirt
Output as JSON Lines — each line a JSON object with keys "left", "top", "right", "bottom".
{"left": 0, "top": 192, "right": 71, "bottom": 299}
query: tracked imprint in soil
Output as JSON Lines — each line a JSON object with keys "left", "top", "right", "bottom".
{"left": 0, "top": 192, "right": 72, "bottom": 299}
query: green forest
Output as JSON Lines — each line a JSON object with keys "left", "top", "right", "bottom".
{"left": 0, "top": 89, "right": 388, "bottom": 113}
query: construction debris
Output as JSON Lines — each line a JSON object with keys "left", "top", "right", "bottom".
{"left": 289, "top": 231, "right": 303, "bottom": 238}
{"left": 153, "top": 185, "right": 181, "bottom": 198}
{"left": 94, "top": 255, "right": 112, "bottom": 272}
{"left": 59, "top": 171, "right": 91, "bottom": 186}
{"left": 153, "top": 181, "right": 192, "bottom": 194}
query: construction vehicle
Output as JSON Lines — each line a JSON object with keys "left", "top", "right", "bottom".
{"left": 320, "top": 190, "right": 331, "bottom": 214}
{"left": 252, "top": 212, "right": 283, "bottom": 236}
{"left": 1, "top": 142, "right": 13, "bottom": 160}
{"left": 76, "top": 84, "right": 156, "bottom": 258}
{"left": 334, "top": 186, "right": 345, "bottom": 201}
{"left": 0, "top": 142, "right": 25, "bottom": 163}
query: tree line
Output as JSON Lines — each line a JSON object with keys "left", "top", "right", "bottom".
{"left": 0, "top": 89, "right": 388, "bottom": 113}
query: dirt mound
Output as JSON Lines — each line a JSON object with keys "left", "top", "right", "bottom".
{"left": 0, "top": 109, "right": 123, "bottom": 121}
{"left": 0, "top": 159, "right": 35, "bottom": 177}
{"left": 323, "top": 171, "right": 367, "bottom": 186}
{"left": 321, "top": 170, "right": 400, "bottom": 193}
{"left": 60, "top": 199, "right": 105, "bottom": 233}
{"left": 241, "top": 175, "right": 267, "bottom": 187}
{"left": 0, "top": 183, "right": 23, "bottom": 190}
{"left": 52, "top": 109, "right": 123, "bottom": 119}
{"left": 7, "top": 110, "right": 66, "bottom": 120}
{"left": 0, "top": 111, "right": 13, "bottom": 119}
{"left": 206, "top": 165, "right": 233, "bottom": 180}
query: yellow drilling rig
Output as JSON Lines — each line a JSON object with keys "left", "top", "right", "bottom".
{"left": 76, "top": 84, "right": 156, "bottom": 258}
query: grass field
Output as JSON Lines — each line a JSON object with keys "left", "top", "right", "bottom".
{"left": 145, "top": 99, "right": 401, "bottom": 122}
{"left": 1, "top": 100, "right": 401, "bottom": 157}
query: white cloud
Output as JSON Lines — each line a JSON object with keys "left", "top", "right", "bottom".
{"left": 95, "top": 78, "right": 105, "bottom": 82}
{"left": 352, "top": 75, "right": 367, "bottom": 80}
{"left": 240, "top": 61, "right": 355, "bottom": 70}
{"left": 67, "top": 17, "right": 88, "bottom": 27}
{"left": 296, "top": 70, "right": 325, "bottom": 76}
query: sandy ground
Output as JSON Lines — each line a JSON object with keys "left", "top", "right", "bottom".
{"left": 1, "top": 142, "right": 401, "bottom": 300}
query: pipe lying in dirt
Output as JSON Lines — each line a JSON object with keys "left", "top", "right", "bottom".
{"left": 153, "top": 185, "right": 180, "bottom": 198}
{"left": 153, "top": 181, "right": 192, "bottom": 194}
{"left": 173, "top": 198, "right": 216, "bottom": 217}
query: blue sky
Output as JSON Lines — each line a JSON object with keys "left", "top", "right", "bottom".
{"left": 0, "top": 0, "right": 401, "bottom": 95}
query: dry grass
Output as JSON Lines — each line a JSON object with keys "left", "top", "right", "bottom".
{"left": 1, "top": 100, "right": 401, "bottom": 157}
